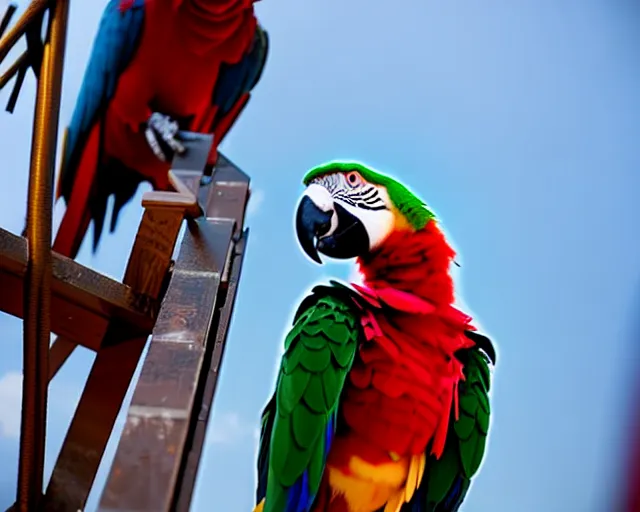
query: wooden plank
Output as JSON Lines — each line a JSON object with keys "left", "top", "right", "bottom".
{"left": 43, "top": 133, "right": 213, "bottom": 381}
{"left": 200, "top": 152, "right": 250, "bottom": 232}
{"left": 98, "top": 153, "right": 251, "bottom": 511}
{"left": 41, "top": 209, "right": 186, "bottom": 511}
{"left": 41, "top": 133, "right": 214, "bottom": 512}
{"left": 97, "top": 219, "right": 235, "bottom": 512}
{"left": 41, "top": 207, "right": 186, "bottom": 512}
{"left": 173, "top": 230, "right": 249, "bottom": 511}
{"left": 40, "top": 327, "right": 149, "bottom": 512}
{"left": 0, "top": 227, "right": 155, "bottom": 349}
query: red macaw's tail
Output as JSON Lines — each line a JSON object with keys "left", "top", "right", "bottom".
{"left": 52, "top": 124, "right": 100, "bottom": 259}
{"left": 54, "top": 123, "right": 146, "bottom": 259}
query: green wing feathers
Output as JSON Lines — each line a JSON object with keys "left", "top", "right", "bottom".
{"left": 416, "top": 332, "right": 495, "bottom": 512}
{"left": 258, "top": 287, "right": 362, "bottom": 512}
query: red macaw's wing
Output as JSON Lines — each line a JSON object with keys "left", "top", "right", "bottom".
{"left": 402, "top": 331, "right": 496, "bottom": 512}
{"left": 53, "top": 126, "right": 97, "bottom": 258}
{"left": 53, "top": 0, "right": 145, "bottom": 258}
{"left": 254, "top": 284, "right": 362, "bottom": 512}
{"left": 207, "top": 23, "right": 269, "bottom": 166}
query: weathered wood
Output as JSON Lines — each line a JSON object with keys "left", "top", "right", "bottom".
{"left": 41, "top": 327, "right": 148, "bottom": 512}
{"left": 43, "top": 134, "right": 213, "bottom": 379}
{"left": 98, "top": 219, "right": 235, "bottom": 512}
{"left": 199, "top": 153, "right": 250, "bottom": 233}
{"left": 174, "top": 231, "right": 249, "bottom": 511}
{"left": 98, "top": 152, "right": 251, "bottom": 512}
{"left": 48, "top": 337, "right": 76, "bottom": 381}
{"left": 0, "top": 120, "right": 249, "bottom": 510}
{"left": 41, "top": 135, "right": 215, "bottom": 512}
{"left": 41, "top": 207, "right": 185, "bottom": 510}
{"left": 0, "top": 227, "right": 155, "bottom": 350}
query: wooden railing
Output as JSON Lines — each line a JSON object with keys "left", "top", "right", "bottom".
{"left": 0, "top": 3, "right": 251, "bottom": 510}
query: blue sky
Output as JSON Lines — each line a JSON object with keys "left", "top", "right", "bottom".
{"left": 0, "top": 0, "right": 639, "bottom": 510}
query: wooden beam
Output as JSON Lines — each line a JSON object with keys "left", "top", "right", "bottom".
{"left": 173, "top": 230, "right": 249, "bottom": 511}
{"left": 98, "top": 219, "right": 235, "bottom": 511}
{"left": 41, "top": 133, "right": 214, "bottom": 512}
{"left": 97, "top": 153, "right": 251, "bottom": 511}
{"left": 43, "top": 133, "right": 213, "bottom": 379}
{"left": 0, "top": 227, "right": 155, "bottom": 350}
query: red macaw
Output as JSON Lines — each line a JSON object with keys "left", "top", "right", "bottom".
{"left": 254, "top": 161, "right": 496, "bottom": 511}
{"left": 53, "top": 0, "right": 268, "bottom": 257}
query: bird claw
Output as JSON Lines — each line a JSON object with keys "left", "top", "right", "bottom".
{"left": 144, "top": 112, "right": 186, "bottom": 162}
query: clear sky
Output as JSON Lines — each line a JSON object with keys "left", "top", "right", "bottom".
{"left": 0, "top": 0, "right": 639, "bottom": 511}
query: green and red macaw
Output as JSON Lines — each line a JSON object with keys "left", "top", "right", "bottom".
{"left": 254, "top": 162, "right": 497, "bottom": 512}
{"left": 52, "top": 0, "right": 268, "bottom": 258}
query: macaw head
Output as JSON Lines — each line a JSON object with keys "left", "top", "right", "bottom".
{"left": 295, "top": 161, "right": 436, "bottom": 264}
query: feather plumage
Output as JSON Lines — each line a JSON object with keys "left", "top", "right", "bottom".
{"left": 53, "top": 0, "right": 268, "bottom": 258}
{"left": 255, "top": 168, "right": 495, "bottom": 511}
{"left": 403, "top": 334, "right": 495, "bottom": 512}
{"left": 256, "top": 286, "right": 362, "bottom": 512}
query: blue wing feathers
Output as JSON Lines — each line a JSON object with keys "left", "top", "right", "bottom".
{"left": 298, "top": 471, "right": 311, "bottom": 512}
{"left": 324, "top": 414, "right": 334, "bottom": 459}
{"left": 283, "top": 419, "right": 335, "bottom": 512}
{"left": 285, "top": 474, "right": 302, "bottom": 512}
{"left": 59, "top": 0, "right": 145, "bottom": 201}
{"left": 286, "top": 470, "right": 311, "bottom": 512}
{"left": 258, "top": 404, "right": 336, "bottom": 512}
{"left": 440, "top": 477, "right": 464, "bottom": 511}
{"left": 211, "top": 24, "right": 269, "bottom": 119}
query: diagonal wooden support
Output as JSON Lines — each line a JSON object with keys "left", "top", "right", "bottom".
{"left": 41, "top": 218, "right": 180, "bottom": 511}
{"left": 98, "top": 218, "right": 235, "bottom": 511}
{"left": 46, "top": 134, "right": 213, "bottom": 380}
{"left": 97, "top": 154, "right": 251, "bottom": 511}
{"left": 40, "top": 134, "right": 214, "bottom": 511}
{"left": 0, "top": 227, "right": 155, "bottom": 349}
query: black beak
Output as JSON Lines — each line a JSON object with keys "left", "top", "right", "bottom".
{"left": 295, "top": 196, "right": 333, "bottom": 263}
{"left": 295, "top": 196, "right": 370, "bottom": 264}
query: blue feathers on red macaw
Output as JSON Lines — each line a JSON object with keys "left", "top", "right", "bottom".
{"left": 53, "top": 0, "right": 268, "bottom": 257}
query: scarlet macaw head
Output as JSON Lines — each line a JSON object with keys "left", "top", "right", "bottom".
{"left": 295, "top": 161, "right": 436, "bottom": 264}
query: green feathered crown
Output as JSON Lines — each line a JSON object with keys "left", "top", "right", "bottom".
{"left": 303, "top": 160, "right": 436, "bottom": 230}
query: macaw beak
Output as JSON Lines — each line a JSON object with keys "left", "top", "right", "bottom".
{"left": 295, "top": 185, "right": 370, "bottom": 264}
{"left": 295, "top": 195, "right": 332, "bottom": 264}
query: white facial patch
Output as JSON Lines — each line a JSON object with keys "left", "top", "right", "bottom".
{"left": 303, "top": 183, "right": 339, "bottom": 237}
{"left": 305, "top": 183, "right": 334, "bottom": 212}
{"left": 335, "top": 187, "right": 395, "bottom": 251}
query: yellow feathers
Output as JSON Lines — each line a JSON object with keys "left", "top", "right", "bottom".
{"left": 383, "top": 453, "right": 426, "bottom": 512}
{"left": 404, "top": 454, "right": 426, "bottom": 502}
{"left": 390, "top": 202, "right": 414, "bottom": 233}
{"left": 325, "top": 452, "right": 426, "bottom": 512}
{"left": 253, "top": 498, "right": 265, "bottom": 512}
{"left": 254, "top": 453, "right": 426, "bottom": 511}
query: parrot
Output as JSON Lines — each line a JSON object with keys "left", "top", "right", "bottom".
{"left": 51, "top": 0, "right": 268, "bottom": 258}
{"left": 253, "top": 161, "right": 497, "bottom": 512}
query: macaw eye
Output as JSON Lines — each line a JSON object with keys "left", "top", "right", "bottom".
{"left": 345, "top": 172, "right": 362, "bottom": 188}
